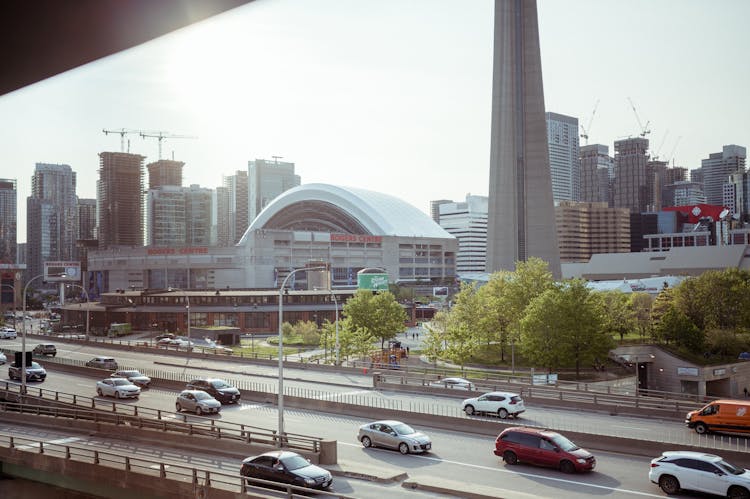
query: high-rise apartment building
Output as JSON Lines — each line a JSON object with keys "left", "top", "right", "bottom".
{"left": 437, "top": 195, "right": 488, "bottom": 273}
{"left": 700, "top": 145, "right": 746, "bottom": 206}
{"left": 147, "top": 186, "right": 185, "bottom": 247}
{"left": 555, "top": 201, "right": 630, "bottom": 262}
{"left": 612, "top": 137, "right": 651, "bottom": 213}
{"left": 26, "top": 163, "right": 77, "bottom": 280}
{"left": 430, "top": 199, "right": 452, "bottom": 224}
{"left": 666, "top": 181, "right": 706, "bottom": 207}
{"left": 76, "top": 198, "right": 97, "bottom": 271}
{"left": 248, "top": 158, "right": 300, "bottom": 222}
{"left": 486, "top": 0, "right": 560, "bottom": 279}
{"left": 0, "top": 179, "right": 17, "bottom": 264}
{"left": 725, "top": 171, "right": 750, "bottom": 222}
{"left": 223, "top": 171, "right": 248, "bottom": 244}
{"left": 546, "top": 112, "right": 580, "bottom": 202}
{"left": 185, "top": 184, "right": 213, "bottom": 245}
{"left": 579, "top": 144, "right": 612, "bottom": 205}
{"left": 215, "top": 185, "right": 231, "bottom": 247}
{"left": 657, "top": 165, "right": 688, "bottom": 208}
{"left": 97, "top": 152, "right": 145, "bottom": 248}
{"left": 147, "top": 159, "right": 184, "bottom": 189}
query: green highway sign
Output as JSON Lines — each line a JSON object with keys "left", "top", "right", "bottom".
{"left": 357, "top": 273, "right": 389, "bottom": 291}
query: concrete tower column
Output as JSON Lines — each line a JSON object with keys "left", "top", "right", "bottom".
{"left": 486, "top": 0, "right": 561, "bottom": 279}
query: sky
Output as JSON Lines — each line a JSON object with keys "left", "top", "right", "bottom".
{"left": 2, "top": 0, "right": 749, "bottom": 244}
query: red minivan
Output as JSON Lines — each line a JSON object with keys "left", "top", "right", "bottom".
{"left": 494, "top": 427, "right": 596, "bottom": 473}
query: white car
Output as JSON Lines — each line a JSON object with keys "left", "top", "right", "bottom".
{"left": 462, "top": 391, "right": 525, "bottom": 419}
{"left": 430, "top": 377, "right": 474, "bottom": 390}
{"left": 96, "top": 378, "right": 141, "bottom": 399}
{"left": 0, "top": 351, "right": 6, "bottom": 365}
{"left": 0, "top": 327, "right": 17, "bottom": 339}
{"left": 649, "top": 451, "right": 750, "bottom": 497}
{"left": 111, "top": 370, "right": 151, "bottom": 388}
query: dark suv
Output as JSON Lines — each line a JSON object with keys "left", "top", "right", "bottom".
{"left": 494, "top": 427, "right": 595, "bottom": 473}
{"left": 32, "top": 344, "right": 57, "bottom": 357}
{"left": 186, "top": 378, "right": 241, "bottom": 404}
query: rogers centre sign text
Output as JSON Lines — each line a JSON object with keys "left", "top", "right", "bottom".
{"left": 330, "top": 234, "right": 382, "bottom": 243}
{"left": 147, "top": 247, "right": 209, "bottom": 256}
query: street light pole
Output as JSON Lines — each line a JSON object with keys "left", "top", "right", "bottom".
{"left": 277, "top": 266, "right": 326, "bottom": 447}
{"left": 1, "top": 284, "right": 16, "bottom": 328}
{"left": 64, "top": 283, "right": 90, "bottom": 340}
{"left": 331, "top": 291, "right": 339, "bottom": 367}
{"left": 168, "top": 287, "right": 190, "bottom": 363}
{"left": 22, "top": 273, "right": 49, "bottom": 394}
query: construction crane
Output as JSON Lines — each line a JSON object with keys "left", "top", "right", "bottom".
{"left": 579, "top": 99, "right": 600, "bottom": 145}
{"left": 102, "top": 128, "right": 145, "bottom": 152}
{"left": 140, "top": 131, "right": 197, "bottom": 159}
{"left": 666, "top": 136, "right": 683, "bottom": 166}
{"left": 652, "top": 130, "right": 669, "bottom": 161}
{"left": 627, "top": 97, "right": 651, "bottom": 138}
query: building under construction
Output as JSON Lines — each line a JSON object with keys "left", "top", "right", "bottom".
{"left": 97, "top": 152, "right": 145, "bottom": 249}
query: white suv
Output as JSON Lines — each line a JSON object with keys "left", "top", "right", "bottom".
{"left": 0, "top": 327, "right": 17, "bottom": 339}
{"left": 649, "top": 451, "right": 750, "bottom": 497}
{"left": 462, "top": 391, "right": 525, "bottom": 419}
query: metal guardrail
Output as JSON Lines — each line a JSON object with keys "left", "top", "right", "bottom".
{"left": 0, "top": 432, "right": 354, "bottom": 498}
{"left": 0, "top": 379, "right": 323, "bottom": 454}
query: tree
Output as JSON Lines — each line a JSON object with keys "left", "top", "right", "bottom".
{"left": 422, "top": 311, "right": 448, "bottom": 363}
{"left": 476, "top": 272, "right": 513, "bottom": 361}
{"left": 629, "top": 292, "right": 653, "bottom": 341}
{"left": 342, "top": 290, "right": 406, "bottom": 349}
{"left": 521, "top": 279, "right": 611, "bottom": 377}
{"left": 654, "top": 307, "right": 703, "bottom": 351}
{"left": 599, "top": 291, "right": 634, "bottom": 343}
{"left": 673, "top": 269, "right": 750, "bottom": 332}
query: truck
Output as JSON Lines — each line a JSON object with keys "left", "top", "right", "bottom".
{"left": 108, "top": 323, "right": 132, "bottom": 337}
{"left": 685, "top": 399, "right": 750, "bottom": 435}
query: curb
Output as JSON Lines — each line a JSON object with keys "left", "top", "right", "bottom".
{"left": 402, "top": 480, "right": 504, "bottom": 498}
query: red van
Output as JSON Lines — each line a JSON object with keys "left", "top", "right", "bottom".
{"left": 494, "top": 427, "right": 595, "bottom": 473}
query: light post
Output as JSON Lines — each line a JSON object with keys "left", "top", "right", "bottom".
{"left": 1, "top": 284, "right": 16, "bottom": 329}
{"left": 331, "top": 291, "right": 339, "bottom": 367}
{"left": 64, "top": 283, "right": 90, "bottom": 340}
{"left": 277, "top": 266, "right": 326, "bottom": 447}
{"left": 168, "top": 288, "right": 190, "bottom": 363}
{"left": 22, "top": 273, "right": 53, "bottom": 394}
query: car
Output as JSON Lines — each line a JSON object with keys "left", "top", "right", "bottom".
{"left": 462, "top": 391, "right": 525, "bottom": 419}
{"left": 0, "top": 351, "right": 6, "bottom": 365}
{"left": 494, "top": 427, "right": 595, "bottom": 473}
{"left": 430, "top": 377, "right": 475, "bottom": 390}
{"left": 96, "top": 378, "right": 140, "bottom": 399}
{"left": 175, "top": 389, "right": 221, "bottom": 415}
{"left": 9, "top": 361, "right": 47, "bottom": 381}
{"left": 357, "top": 420, "right": 432, "bottom": 454}
{"left": 154, "top": 333, "right": 175, "bottom": 341}
{"left": 649, "top": 451, "right": 750, "bottom": 497}
{"left": 32, "top": 343, "right": 57, "bottom": 356}
{"left": 191, "top": 338, "right": 233, "bottom": 355}
{"left": 85, "top": 356, "right": 118, "bottom": 370}
{"left": 111, "top": 369, "right": 151, "bottom": 388}
{"left": 241, "top": 450, "right": 332, "bottom": 490}
{"left": 0, "top": 327, "right": 17, "bottom": 339}
{"left": 186, "top": 378, "right": 240, "bottom": 404}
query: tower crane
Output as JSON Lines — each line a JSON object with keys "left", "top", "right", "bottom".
{"left": 627, "top": 97, "right": 651, "bottom": 138}
{"left": 666, "top": 136, "right": 683, "bottom": 166}
{"left": 652, "top": 130, "right": 669, "bottom": 161}
{"left": 102, "top": 128, "right": 145, "bottom": 152}
{"left": 140, "top": 131, "right": 197, "bottom": 159}
{"left": 579, "top": 99, "right": 600, "bottom": 145}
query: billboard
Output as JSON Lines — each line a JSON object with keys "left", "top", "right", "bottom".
{"left": 357, "top": 272, "right": 389, "bottom": 291}
{"left": 44, "top": 261, "right": 81, "bottom": 282}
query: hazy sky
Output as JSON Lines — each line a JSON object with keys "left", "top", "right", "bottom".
{"left": 2, "top": 0, "right": 749, "bottom": 244}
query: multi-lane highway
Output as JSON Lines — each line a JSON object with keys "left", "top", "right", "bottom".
{"left": 1, "top": 337, "right": 748, "bottom": 498}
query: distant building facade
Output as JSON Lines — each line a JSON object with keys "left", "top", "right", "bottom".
{"left": 700, "top": 145, "right": 746, "bottom": 206}
{"left": 725, "top": 170, "right": 750, "bottom": 222}
{"left": 546, "top": 112, "right": 580, "bottom": 202}
{"left": 97, "top": 152, "right": 145, "bottom": 249}
{"left": 437, "top": 195, "right": 488, "bottom": 273}
{"left": 555, "top": 201, "right": 630, "bottom": 262}
{"left": 146, "top": 159, "right": 184, "bottom": 189}
{"left": 612, "top": 137, "right": 651, "bottom": 213}
{"left": 223, "top": 171, "right": 248, "bottom": 244}
{"left": 579, "top": 144, "right": 612, "bottom": 205}
{"left": 0, "top": 178, "right": 17, "bottom": 264}
{"left": 248, "top": 158, "right": 300, "bottom": 222}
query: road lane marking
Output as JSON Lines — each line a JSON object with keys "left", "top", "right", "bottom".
{"left": 612, "top": 425, "right": 648, "bottom": 430}
{"left": 338, "top": 443, "right": 663, "bottom": 498}
{"left": 16, "top": 436, "right": 82, "bottom": 451}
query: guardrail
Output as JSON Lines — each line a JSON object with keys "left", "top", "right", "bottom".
{"left": 0, "top": 379, "right": 324, "bottom": 455}
{"left": 0, "top": 433, "right": 354, "bottom": 498}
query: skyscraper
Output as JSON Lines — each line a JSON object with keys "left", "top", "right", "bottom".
{"left": 215, "top": 185, "right": 231, "bottom": 247}
{"left": 545, "top": 112, "right": 580, "bottom": 202}
{"left": 97, "top": 152, "right": 145, "bottom": 248}
{"left": 486, "top": 0, "right": 561, "bottom": 278}
{"left": 248, "top": 158, "right": 300, "bottom": 222}
{"left": 185, "top": 184, "right": 213, "bottom": 245}
{"left": 0, "top": 179, "right": 17, "bottom": 264}
{"left": 612, "top": 137, "right": 650, "bottom": 213}
{"left": 26, "top": 163, "right": 77, "bottom": 280}
{"left": 437, "top": 195, "right": 488, "bottom": 273}
{"left": 580, "top": 144, "right": 612, "bottom": 205}
{"left": 700, "top": 145, "right": 746, "bottom": 206}
{"left": 147, "top": 159, "right": 184, "bottom": 189}
{"left": 223, "top": 171, "right": 248, "bottom": 244}
{"left": 147, "top": 186, "right": 185, "bottom": 246}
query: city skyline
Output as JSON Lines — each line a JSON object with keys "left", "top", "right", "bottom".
{"left": 1, "top": 0, "right": 749, "bottom": 244}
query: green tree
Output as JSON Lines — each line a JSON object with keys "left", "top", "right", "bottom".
{"left": 650, "top": 287, "right": 675, "bottom": 341}
{"left": 599, "top": 290, "right": 634, "bottom": 343}
{"left": 520, "top": 280, "right": 610, "bottom": 377}
{"left": 476, "top": 272, "right": 513, "bottom": 361}
{"left": 673, "top": 269, "right": 750, "bottom": 332}
{"left": 342, "top": 290, "right": 406, "bottom": 349}
{"left": 422, "top": 310, "right": 448, "bottom": 363}
{"left": 654, "top": 307, "right": 703, "bottom": 351}
{"left": 629, "top": 292, "right": 653, "bottom": 341}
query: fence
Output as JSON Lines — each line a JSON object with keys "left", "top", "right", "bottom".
{"left": 0, "top": 433, "right": 354, "bottom": 499}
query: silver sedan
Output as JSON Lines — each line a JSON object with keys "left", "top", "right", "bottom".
{"left": 96, "top": 378, "right": 140, "bottom": 399}
{"left": 357, "top": 420, "right": 432, "bottom": 454}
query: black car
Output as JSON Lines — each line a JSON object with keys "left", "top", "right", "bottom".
{"left": 9, "top": 361, "right": 47, "bottom": 381}
{"left": 186, "top": 378, "right": 240, "bottom": 404}
{"left": 241, "top": 451, "right": 332, "bottom": 490}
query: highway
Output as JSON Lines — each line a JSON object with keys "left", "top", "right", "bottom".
{"left": 3, "top": 338, "right": 745, "bottom": 497}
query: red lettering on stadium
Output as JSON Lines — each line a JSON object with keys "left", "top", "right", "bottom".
{"left": 330, "top": 234, "right": 382, "bottom": 243}
{"left": 147, "top": 247, "right": 209, "bottom": 256}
